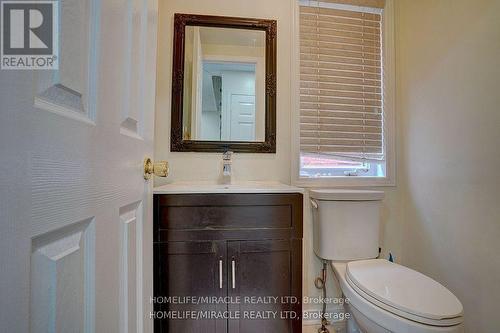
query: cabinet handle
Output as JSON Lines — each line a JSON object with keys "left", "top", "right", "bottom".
{"left": 231, "top": 258, "right": 236, "bottom": 289}
{"left": 219, "top": 259, "right": 223, "bottom": 289}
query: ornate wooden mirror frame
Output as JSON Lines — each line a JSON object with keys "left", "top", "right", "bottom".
{"left": 170, "top": 13, "right": 277, "bottom": 153}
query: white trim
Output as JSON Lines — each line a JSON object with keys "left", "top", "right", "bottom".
{"left": 290, "top": 0, "right": 396, "bottom": 188}
{"left": 291, "top": 0, "right": 302, "bottom": 185}
{"left": 298, "top": 0, "right": 383, "bottom": 14}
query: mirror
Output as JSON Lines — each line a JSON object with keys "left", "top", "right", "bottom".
{"left": 171, "top": 14, "right": 277, "bottom": 153}
{"left": 183, "top": 27, "right": 265, "bottom": 142}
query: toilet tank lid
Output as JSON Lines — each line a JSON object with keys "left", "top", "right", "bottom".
{"left": 309, "top": 189, "right": 384, "bottom": 201}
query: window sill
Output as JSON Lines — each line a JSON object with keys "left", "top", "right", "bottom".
{"left": 293, "top": 176, "right": 396, "bottom": 188}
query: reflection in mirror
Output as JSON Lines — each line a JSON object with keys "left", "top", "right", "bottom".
{"left": 182, "top": 26, "right": 265, "bottom": 142}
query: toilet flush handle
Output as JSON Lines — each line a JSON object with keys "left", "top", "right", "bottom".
{"left": 310, "top": 199, "right": 319, "bottom": 209}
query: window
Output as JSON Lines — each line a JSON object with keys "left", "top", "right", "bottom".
{"left": 294, "top": 0, "right": 394, "bottom": 185}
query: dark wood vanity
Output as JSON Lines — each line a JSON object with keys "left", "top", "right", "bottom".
{"left": 153, "top": 192, "right": 303, "bottom": 333}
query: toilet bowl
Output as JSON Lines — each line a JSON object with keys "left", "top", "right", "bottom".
{"left": 310, "top": 189, "right": 464, "bottom": 333}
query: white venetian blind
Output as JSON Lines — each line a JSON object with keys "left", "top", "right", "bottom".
{"left": 299, "top": 1, "right": 385, "bottom": 161}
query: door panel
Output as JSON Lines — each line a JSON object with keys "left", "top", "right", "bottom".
{"left": 30, "top": 218, "right": 95, "bottom": 333}
{"left": 121, "top": 0, "right": 151, "bottom": 139}
{"left": 228, "top": 240, "right": 294, "bottom": 333}
{"left": 156, "top": 241, "right": 227, "bottom": 333}
{"left": 119, "top": 201, "right": 144, "bottom": 333}
{"left": 34, "top": 0, "right": 99, "bottom": 125}
{"left": 0, "top": 0, "right": 158, "bottom": 332}
{"left": 230, "top": 94, "right": 256, "bottom": 141}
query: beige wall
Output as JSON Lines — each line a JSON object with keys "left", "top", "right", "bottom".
{"left": 154, "top": 0, "right": 292, "bottom": 185}
{"left": 396, "top": 0, "right": 500, "bottom": 331}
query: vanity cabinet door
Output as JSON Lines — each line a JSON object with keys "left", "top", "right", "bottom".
{"left": 227, "top": 240, "right": 302, "bottom": 333}
{"left": 155, "top": 241, "right": 227, "bottom": 333}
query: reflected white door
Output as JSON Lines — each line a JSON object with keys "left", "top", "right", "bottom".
{"left": 0, "top": 0, "right": 158, "bottom": 332}
{"left": 229, "top": 94, "right": 256, "bottom": 141}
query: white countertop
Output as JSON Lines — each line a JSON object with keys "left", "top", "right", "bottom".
{"left": 153, "top": 181, "right": 304, "bottom": 194}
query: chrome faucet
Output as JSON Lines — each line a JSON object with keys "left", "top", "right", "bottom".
{"left": 222, "top": 151, "right": 233, "bottom": 184}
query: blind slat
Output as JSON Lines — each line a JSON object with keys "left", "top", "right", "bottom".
{"left": 299, "top": 12, "right": 381, "bottom": 27}
{"left": 301, "top": 123, "right": 382, "bottom": 134}
{"left": 300, "top": 66, "right": 381, "bottom": 81}
{"left": 300, "top": 20, "right": 380, "bottom": 36}
{"left": 300, "top": 88, "right": 381, "bottom": 100}
{"left": 301, "top": 130, "right": 381, "bottom": 140}
{"left": 300, "top": 116, "right": 381, "bottom": 128}
{"left": 301, "top": 39, "right": 379, "bottom": 55}
{"left": 301, "top": 75, "right": 380, "bottom": 88}
{"left": 301, "top": 80, "right": 381, "bottom": 93}
{"left": 300, "top": 114, "right": 382, "bottom": 123}
{"left": 301, "top": 102, "right": 380, "bottom": 113}
{"left": 300, "top": 33, "right": 381, "bottom": 48}
{"left": 301, "top": 146, "right": 382, "bottom": 153}
{"left": 301, "top": 109, "right": 381, "bottom": 120}
{"left": 301, "top": 46, "right": 380, "bottom": 61}
{"left": 301, "top": 53, "right": 380, "bottom": 68}
{"left": 300, "top": 6, "right": 382, "bottom": 21}
{"left": 319, "top": 0, "right": 386, "bottom": 10}
{"left": 301, "top": 138, "right": 382, "bottom": 146}
{"left": 299, "top": 3, "right": 384, "bottom": 159}
{"left": 300, "top": 24, "right": 380, "bottom": 41}
{"left": 301, "top": 60, "right": 380, "bottom": 75}
{"left": 301, "top": 95, "right": 382, "bottom": 107}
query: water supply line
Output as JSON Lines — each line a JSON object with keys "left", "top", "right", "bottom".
{"left": 315, "top": 259, "right": 330, "bottom": 333}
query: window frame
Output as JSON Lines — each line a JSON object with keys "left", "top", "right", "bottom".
{"left": 290, "top": 0, "right": 396, "bottom": 187}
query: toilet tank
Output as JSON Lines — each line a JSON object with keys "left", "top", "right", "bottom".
{"left": 310, "top": 190, "right": 384, "bottom": 261}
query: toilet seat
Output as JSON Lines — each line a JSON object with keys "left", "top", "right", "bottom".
{"left": 345, "top": 259, "right": 463, "bottom": 326}
{"left": 332, "top": 261, "right": 464, "bottom": 333}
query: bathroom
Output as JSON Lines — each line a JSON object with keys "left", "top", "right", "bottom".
{"left": 154, "top": 0, "right": 500, "bottom": 332}
{"left": 0, "top": 0, "right": 499, "bottom": 332}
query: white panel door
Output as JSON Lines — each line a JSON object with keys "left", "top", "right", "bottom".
{"left": 0, "top": 0, "right": 158, "bottom": 332}
{"left": 230, "top": 94, "right": 256, "bottom": 141}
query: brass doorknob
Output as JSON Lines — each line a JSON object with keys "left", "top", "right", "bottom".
{"left": 144, "top": 158, "right": 169, "bottom": 180}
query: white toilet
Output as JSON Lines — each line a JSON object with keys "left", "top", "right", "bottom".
{"left": 310, "top": 189, "right": 464, "bottom": 333}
